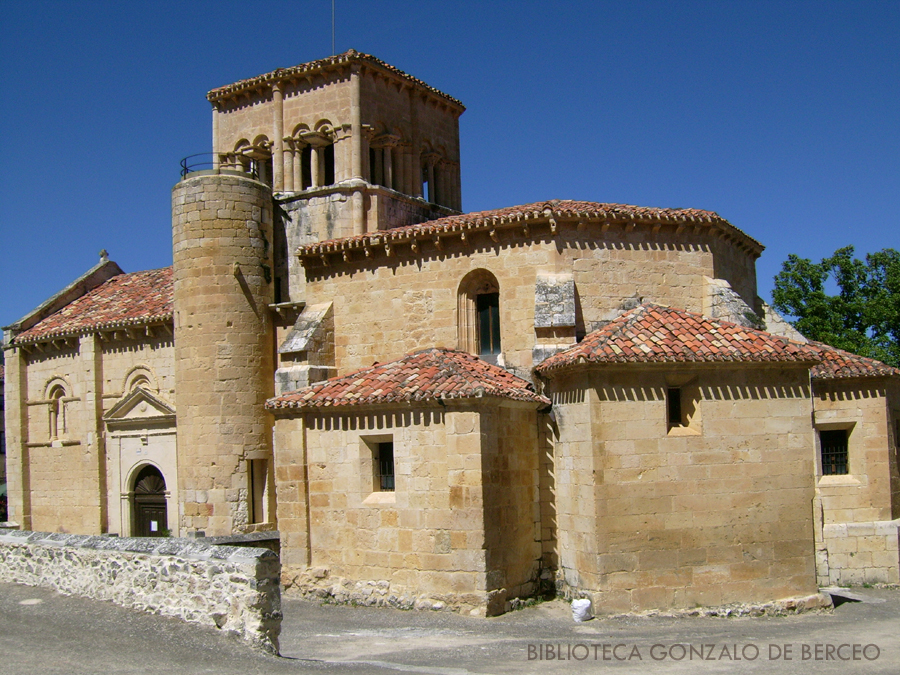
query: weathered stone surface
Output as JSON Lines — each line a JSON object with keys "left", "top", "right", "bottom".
{"left": 704, "top": 277, "right": 760, "bottom": 327}
{"left": 760, "top": 300, "right": 807, "bottom": 342}
{"left": 279, "top": 302, "right": 333, "bottom": 354}
{"left": 0, "top": 529, "right": 281, "bottom": 653}
{"left": 534, "top": 273, "right": 575, "bottom": 328}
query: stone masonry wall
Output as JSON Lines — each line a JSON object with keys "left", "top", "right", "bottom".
{"left": 275, "top": 404, "right": 541, "bottom": 616}
{"left": 551, "top": 366, "right": 819, "bottom": 613}
{"left": 0, "top": 529, "right": 281, "bottom": 653}
{"left": 5, "top": 328, "right": 175, "bottom": 535}
{"left": 482, "top": 405, "right": 543, "bottom": 612}
{"left": 817, "top": 520, "right": 900, "bottom": 586}
{"left": 812, "top": 379, "right": 900, "bottom": 585}
{"left": 302, "top": 223, "right": 758, "bottom": 380}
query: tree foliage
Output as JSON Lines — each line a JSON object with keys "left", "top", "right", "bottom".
{"left": 772, "top": 246, "right": 900, "bottom": 367}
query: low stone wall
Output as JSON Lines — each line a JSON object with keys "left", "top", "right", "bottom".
{"left": 817, "top": 520, "right": 900, "bottom": 586}
{"left": 0, "top": 529, "right": 281, "bottom": 653}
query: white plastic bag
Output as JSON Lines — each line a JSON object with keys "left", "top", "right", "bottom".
{"left": 572, "top": 598, "right": 593, "bottom": 622}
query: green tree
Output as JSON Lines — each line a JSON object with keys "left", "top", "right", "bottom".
{"left": 772, "top": 246, "right": 900, "bottom": 367}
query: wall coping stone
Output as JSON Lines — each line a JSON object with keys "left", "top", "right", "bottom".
{"left": 0, "top": 529, "right": 276, "bottom": 563}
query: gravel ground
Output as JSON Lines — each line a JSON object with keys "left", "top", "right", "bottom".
{"left": 1, "top": 581, "right": 897, "bottom": 674}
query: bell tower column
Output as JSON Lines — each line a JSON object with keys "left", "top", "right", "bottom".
{"left": 350, "top": 64, "right": 365, "bottom": 235}
{"left": 272, "top": 81, "right": 284, "bottom": 191}
{"left": 172, "top": 173, "right": 275, "bottom": 536}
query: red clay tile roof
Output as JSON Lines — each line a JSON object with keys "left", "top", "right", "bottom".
{"left": 807, "top": 342, "right": 900, "bottom": 380}
{"left": 297, "top": 199, "right": 762, "bottom": 260}
{"left": 13, "top": 267, "right": 173, "bottom": 344}
{"left": 536, "top": 304, "right": 820, "bottom": 374}
{"left": 208, "top": 49, "right": 464, "bottom": 110}
{"left": 266, "top": 348, "right": 550, "bottom": 410}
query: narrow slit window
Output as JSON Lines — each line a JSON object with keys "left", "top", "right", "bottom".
{"left": 376, "top": 442, "right": 395, "bottom": 492}
{"left": 667, "top": 388, "right": 683, "bottom": 428}
{"left": 820, "top": 429, "right": 849, "bottom": 475}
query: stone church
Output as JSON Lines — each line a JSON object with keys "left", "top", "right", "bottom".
{"left": 3, "top": 51, "right": 899, "bottom": 616}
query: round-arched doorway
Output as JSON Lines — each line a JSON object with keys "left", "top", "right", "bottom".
{"left": 132, "top": 465, "right": 168, "bottom": 537}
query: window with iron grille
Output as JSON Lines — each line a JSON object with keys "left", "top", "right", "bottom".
{"left": 820, "top": 429, "right": 849, "bottom": 475}
{"left": 375, "top": 442, "right": 395, "bottom": 492}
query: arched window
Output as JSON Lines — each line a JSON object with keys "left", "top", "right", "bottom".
{"left": 458, "top": 270, "right": 502, "bottom": 359}
{"left": 48, "top": 385, "right": 66, "bottom": 440}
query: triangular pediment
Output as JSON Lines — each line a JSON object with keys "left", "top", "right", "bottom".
{"left": 104, "top": 387, "right": 176, "bottom": 426}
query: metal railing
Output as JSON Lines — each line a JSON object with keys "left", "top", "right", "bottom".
{"left": 179, "top": 153, "right": 259, "bottom": 180}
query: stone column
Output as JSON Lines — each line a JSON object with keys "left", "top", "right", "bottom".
{"left": 274, "top": 415, "right": 311, "bottom": 570}
{"left": 310, "top": 146, "right": 321, "bottom": 188}
{"left": 333, "top": 126, "right": 352, "bottom": 183}
{"left": 79, "top": 333, "right": 106, "bottom": 532}
{"left": 3, "top": 346, "right": 31, "bottom": 529}
{"left": 272, "top": 82, "right": 284, "bottom": 191}
{"left": 293, "top": 143, "right": 303, "bottom": 190}
{"left": 283, "top": 141, "right": 294, "bottom": 192}
{"left": 350, "top": 65, "right": 365, "bottom": 235}
{"left": 409, "top": 89, "right": 422, "bottom": 198}
{"left": 172, "top": 174, "right": 274, "bottom": 536}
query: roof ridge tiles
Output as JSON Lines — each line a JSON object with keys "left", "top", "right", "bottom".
{"left": 296, "top": 200, "right": 763, "bottom": 260}
{"left": 535, "top": 303, "right": 821, "bottom": 374}
{"left": 12, "top": 267, "right": 174, "bottom": 345}
{"left": 807, "top": 341, "right": 900, "bottom": 380}
{"left": 208, "top": 49, "right": 465, "bottom": 110}
{"left": 267, "top": 347, "right": 550, "bottom": 410}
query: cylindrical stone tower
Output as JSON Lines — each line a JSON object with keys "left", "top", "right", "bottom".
{"left": 172, "top": 173, "right": 274, "bottom": 536}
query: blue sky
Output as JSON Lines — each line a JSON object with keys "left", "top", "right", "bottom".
{"left": 1, "top": 0, "right": 897, "bottom": 330}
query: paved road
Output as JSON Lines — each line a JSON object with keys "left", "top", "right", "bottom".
{"left": 1, "top": 581, "right": 897, "bottom": 674}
